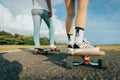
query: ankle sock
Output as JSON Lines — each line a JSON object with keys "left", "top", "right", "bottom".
{"left": 67, "top": 34, "right": 74, "bottom": 45}
{"left": 75, "top": 27, "right": 84, "bottom": 44}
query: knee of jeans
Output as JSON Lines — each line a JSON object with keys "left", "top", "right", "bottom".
{"left": 49, "top": 27, "right": 54, "bottom": 32}
{"left": 33, "top": 30, "right": 39, "bottom": 34}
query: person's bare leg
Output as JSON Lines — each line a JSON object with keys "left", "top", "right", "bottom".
{"left": 74, "top": 0, "right": 99, "bottom": 53}
{"left": 76, "top": 0, "right": 89, "bottom": 29}
{"left": 65, "top": 0, "right": 75, "bottom": 34}
{"left": 75, "top": 0, "right": 89, "bottom": 44}
{"left": 65, "top": 0, "right": 75, "bottom": 46}
{"left": 65, "top": 0, "right": 75, "bottom": 53}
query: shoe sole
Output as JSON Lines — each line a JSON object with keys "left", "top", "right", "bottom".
{"left": 67, "top": 48, "right": 74, "bottom": 55}
{"left": 68, "top": 48, "right": 99, "bottom": 55}
{"left": 74, "top": 48, "right": 99, "bottom": 53}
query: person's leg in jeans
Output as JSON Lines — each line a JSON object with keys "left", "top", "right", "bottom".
{"left": 42, "top": 10, "right": 55, "bottom": 49}
{"left": 32, "top": 15, "right": 42, "bottom": 48}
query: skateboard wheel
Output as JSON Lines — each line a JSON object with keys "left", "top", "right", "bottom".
{"left": 44, "top": 51, "right": 49, "bottom": 55}
{"left": 84, "top": 60, "right": 89, "bottom": 65}
{"left": 66, "top": 60, "right": 73, "bottom": 69}
{"left": 98, "top": 59, "right": 108, "bottom": 69}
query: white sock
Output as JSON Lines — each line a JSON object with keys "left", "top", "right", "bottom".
{"left": 67, "top": 34, "right": 74, "bottom": 45}
{"left": 75, "top": 27, "right": 84, "bottom": 44}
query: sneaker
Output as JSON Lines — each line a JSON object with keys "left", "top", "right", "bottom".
{"left": 74, "top": 39, "right": 99, "bottom": 53}
{"left": 34, "top": 48, "right": 44, "bottom": 55}
{"left": 67, "top": 44, "right": 74, "bottom": 54}
{"left": 50, "top": 45, "right": 60, "bottom": 52}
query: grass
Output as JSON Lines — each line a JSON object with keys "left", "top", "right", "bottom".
{"left": 99, "top": 45, "right": 120, "bottom": 51}
{"left": 0, "top": 45, "right": 120, "bottom": 52}
{"left": 0, "top": 45, "right": 49, "bottom": 52}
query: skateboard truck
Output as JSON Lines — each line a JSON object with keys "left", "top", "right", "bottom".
{"left": 34, "top": 48, "right": 60, "bottom": 55}
{"left": 72, "top": 55, "right": 99, "bottom": 66}
{"left": 66, "top": 52, "right": 108, "bottom": 69}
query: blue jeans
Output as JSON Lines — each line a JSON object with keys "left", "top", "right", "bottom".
{"left": 31, "top": 9, "right": 54, "bottom": 48}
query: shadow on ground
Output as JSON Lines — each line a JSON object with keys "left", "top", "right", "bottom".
{"left": 18, "top": 47, "right": 103, "bottom": 69}
{"left": 19, "top": 47, "right": 69, "bottom": 68}
{"left": 44, "top": 53, "right": 69, "bottom": 68}
{"left": 0, "top": 53, "right": 23, "bottom": 80}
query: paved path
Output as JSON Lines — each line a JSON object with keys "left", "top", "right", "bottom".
{"left": 0, "top": 48, "right": 120, "bottom": 80}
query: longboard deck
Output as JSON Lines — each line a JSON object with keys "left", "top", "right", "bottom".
{"left": 44, "top": 49, "right": 60, "bottom": 54}
{"left": 71, "top": 51, "right": 105, "bottom": 56}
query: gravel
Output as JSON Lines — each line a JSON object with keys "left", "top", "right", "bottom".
{"left": 0, "top": 47, "right": 120, "bottom": 80}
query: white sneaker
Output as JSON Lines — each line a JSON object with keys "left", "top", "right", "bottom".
{"left": 67, "top": 44, "right": 74, "bottom": 54}
{"left": 74, "top": 39, "right": 99, "bottom": 53}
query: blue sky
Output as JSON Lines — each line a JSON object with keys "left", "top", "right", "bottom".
{"left": 0, "top": 0, "right": 120, "bottom": 44}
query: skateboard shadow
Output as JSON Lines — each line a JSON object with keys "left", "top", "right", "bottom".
{"left": 19, "top": 46, "right": 70, "bottom": 68}
{"left": 0, "top": 52, "right": 23, "bottom": 80}
{"left": 44, "top": 53, "right": 69, "bottom": 68}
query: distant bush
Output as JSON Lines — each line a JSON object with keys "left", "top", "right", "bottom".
{"left": 0, "top": 30, "right": 50, "bottom": 45}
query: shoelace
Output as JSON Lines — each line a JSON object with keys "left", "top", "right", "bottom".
{"left": 83, "top": 39, "right": 90, "bottom": 44}
{"left": 77, "top": 40, "right": 94, "bottom": 49}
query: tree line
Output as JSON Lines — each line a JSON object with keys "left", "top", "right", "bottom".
{"left": 0, "top": 30, "right": 50, "bottom": 45}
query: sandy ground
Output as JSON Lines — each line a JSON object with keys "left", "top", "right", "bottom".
{"left": 0, "top": 46, "right": 120, "bottom": 80}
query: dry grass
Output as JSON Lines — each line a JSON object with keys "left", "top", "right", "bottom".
{"left": 99, "top": 45, "right": 120, "bottom": 51}
{"left": 0, "top": 45, "right": 120, "bottom": 52}
{"left": 0, "top": 45, "right": 49, "bottom": 52}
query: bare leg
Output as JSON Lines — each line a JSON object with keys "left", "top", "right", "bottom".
{"left": 75, "top": 0, "right": 89, "bottom": 29}
{"left": 65, "top": 0, "right": 75, "bottom": 34}
{"left": 74, "top": 0, "right": 89, "bottom": 44}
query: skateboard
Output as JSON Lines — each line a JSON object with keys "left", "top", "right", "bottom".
{"left": 34, "top": 48, "right": 60, "bottom": 55}
{"left": 66, "top": 51, "right": 108, "bottom": 69}
{"left": 44, "top": 49, "right": 60, "bottom": 55}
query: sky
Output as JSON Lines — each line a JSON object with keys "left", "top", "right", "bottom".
{"left": 0, "top": 0, "right": 120, "bottom": 44}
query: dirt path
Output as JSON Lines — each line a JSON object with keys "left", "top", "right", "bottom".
{"left": 0, "top": 47, "right": 120, "bottom": 80}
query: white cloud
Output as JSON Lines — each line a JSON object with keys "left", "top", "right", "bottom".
{"left": 0, "top": 0, "right": 64, "bottom": 15}
{"left": 0, "top": 3, "right": 67, "bottom": 43}
{"left": 0, "top": 4, "right": 13, "bottom": 26}
{"left": 0, "top": 0, "right": 33, "bottom": 15}
{"left": 52, "top": 14, "right": 66, "bottom": 35}
{"left": 0, "top": 4, "right": 33, "bottom": 33}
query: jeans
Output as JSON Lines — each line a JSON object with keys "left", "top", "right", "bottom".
{"left": 31, "top": 9, "right": 54, "bottom": 48}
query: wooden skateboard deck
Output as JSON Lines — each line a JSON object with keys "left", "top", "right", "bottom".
{"left": 44, "top": 49, "right": 60, "bottom": 55}
{"left": 72, "top": 51, "right": 105, "bottom": 56}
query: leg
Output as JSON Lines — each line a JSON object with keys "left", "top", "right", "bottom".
{"left": 74, "top": 0, "right": 99, "bottom": 53}
{"left": 65, "top": 0, "right": 75, "bottom": 34}
{"left": 42, "top": 11, "right": 55, "bottom": 48}
{"left": 75, "top": 0, "right": 89, "bottom": 29}
{"left": 74, "top": 0, "right": 89, "bottom": 44}
{"left": 32, "top": 15, "right": 42, "bottom": 48}
{"left": 65, "top": 0, "right": 75, "bottom": 54}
